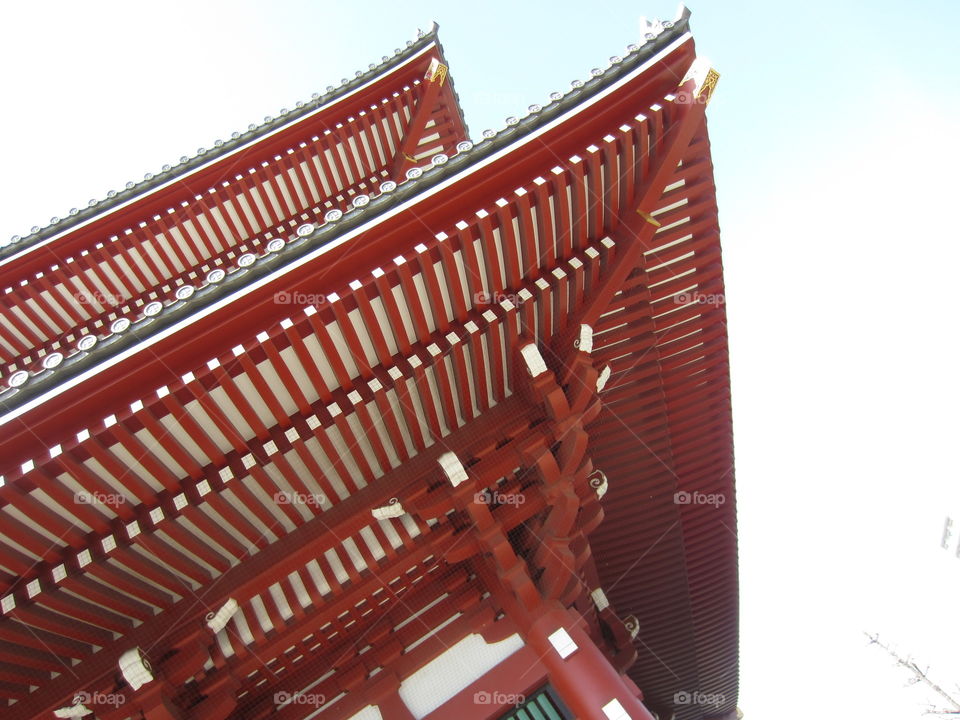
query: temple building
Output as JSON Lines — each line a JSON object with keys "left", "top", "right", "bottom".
{"left": 0, "top": 7, "right": 738, "bottom": 720}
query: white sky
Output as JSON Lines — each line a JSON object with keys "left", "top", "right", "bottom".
{"left": 2, "top": 1, "right": 959, "bottom": 718}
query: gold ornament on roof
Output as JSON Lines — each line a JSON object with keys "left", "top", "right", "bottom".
{"left": 426, "top": 58, "right": 448, "bottom": 86}
{"left": 697, "top": 68, "right": 720, "bottom": 104}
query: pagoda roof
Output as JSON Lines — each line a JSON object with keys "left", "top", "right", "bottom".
{"left": 0, "top": 10, "right": 691, "bottom": 424}
{"left": 0, "top": 8, "right": 737, "bottom": 720}
{"left": 0, "top": 28, "right": 469, "bottom": 387}
{"left": 0, "top": 23, "right": 464, "bottom": 261}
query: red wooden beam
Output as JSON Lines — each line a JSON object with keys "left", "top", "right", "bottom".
{"left": 6, "top": 393, "right": 538, "bottom": 719}
{"left": 577, "top": 85, "right": 707, "bottom": 329}
{"left": 391, "top": 61, "right": 446, "bottom": 178}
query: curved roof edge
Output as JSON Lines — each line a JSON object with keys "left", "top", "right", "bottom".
{"left": 0, "top": 23, "right": 444, "bottom": 262}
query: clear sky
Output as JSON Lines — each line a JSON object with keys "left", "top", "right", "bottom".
{"left": 2, "top": 1, "right": 959, "bottom": 718}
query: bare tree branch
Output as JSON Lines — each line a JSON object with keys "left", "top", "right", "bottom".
{"left": 866, "top": 632, "right": 960, "bottom": 716}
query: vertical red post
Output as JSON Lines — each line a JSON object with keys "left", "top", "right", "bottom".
{"left": 526, "top": 606, "right": 655, "bottom": 720}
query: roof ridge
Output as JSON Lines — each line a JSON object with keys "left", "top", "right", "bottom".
{"left": 0, "top": 23, "right": 440, "bottom": 260}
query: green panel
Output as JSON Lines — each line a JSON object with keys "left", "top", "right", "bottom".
{"left": 535, "top": 695, "right": 564, "bottom": 720}
{"left": 497, "top": 685, "right": 573, "bottom": 720}
{"left": 525, "top": 703, "right": 548, "bottom": 720}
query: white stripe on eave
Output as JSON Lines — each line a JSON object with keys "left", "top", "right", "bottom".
{"left": 0, "top": 32, "right": 693, "bottom": 428}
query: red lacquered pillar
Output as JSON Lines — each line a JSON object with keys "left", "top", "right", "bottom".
{"left": 526, "top": 606, "right": 654, "bottom": 720}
